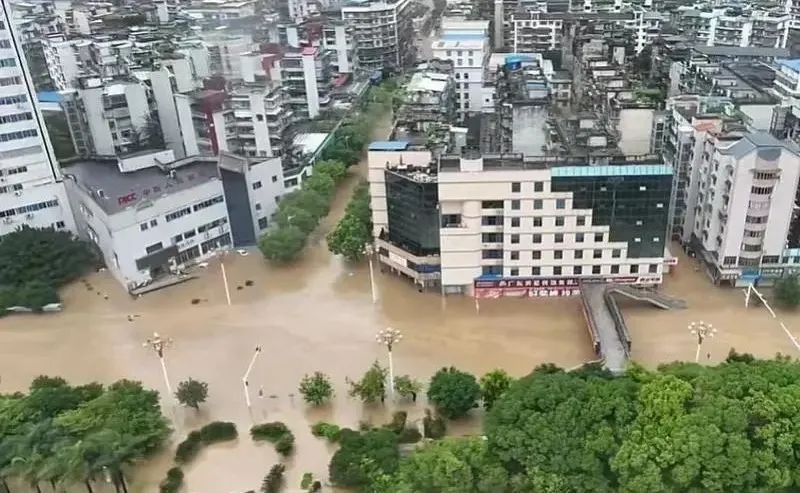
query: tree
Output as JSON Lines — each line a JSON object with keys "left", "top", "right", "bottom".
{"left": 486, "top": 369, "right": 639, "bottom": 493}
{"left": 302, "top": 172, "right": 336, "bottom": 201}
{"left": 394, "top": 375, "right": 422, "bottom": 402}
{"left": 279, "top": 190, "right": 330, "bottom": 219}
{"left": 329, "top": 429, "right": 399, "bottom": 488}
{"left": 314, "top": 160, "right": 348, "bottom": 183}
{"left": 348, "top": 361, "right": 388, "bottom": 404}
{"left": 298, "top": 372, "right": 334, "bottom": 406}
{"left": 427, "top": 367, "right": 481, "bottom": 419}
{"left": 261, "top": 464, "right": 285, "bottom": 493}
{"left": 775, "top": 274, "right": 800, "bottom": 308}
{"left": 480, "top": 369, "right": 513, "bottom": 410}
{"left": 174, "top": 378, "right": 208, "bottom": 410}
{"left": 371, "top": 437, "right": 509, "bottom": 493}
{"left": 327, "top": 213, "right": 371, "bottom": 262}
{"left": 258, "top": 226, "right": 307, "bottom": 263}
{"left": 274, "top": 206, "right": 319, "bottom": 235}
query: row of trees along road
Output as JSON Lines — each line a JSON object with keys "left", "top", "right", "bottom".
{"left": 0, "top": 226, "right": 95, "bottom": 313}
{"left": 349, "top": 353, "right": 800, "bottom": 493}
{"left": 0, "top": 377, "right": 170, "bottom": 493}
{"left": 259, "top": 81, "right": 400, "bottom": 263}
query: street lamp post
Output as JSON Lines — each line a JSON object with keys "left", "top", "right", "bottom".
{"left": 143, "top": 332, "right": 175, "bottom": 400}
{"left": 688, "top": 321, "right": 717, "bottom": 363}
{"left": 242, "top": 345, "right": 263, "bottom": 408}
{"left": 364, "top": 243, "right": 377, "bottom": 304}
{"left": 376, "top": 327, "right": 402, "bottom": 400}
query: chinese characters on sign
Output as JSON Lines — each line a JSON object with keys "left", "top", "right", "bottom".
{"left": 473, "top": 275, "right": 659, "bottom": 299}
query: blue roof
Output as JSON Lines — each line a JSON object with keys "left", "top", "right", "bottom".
{"left": 779, "top": 59, "right": 800, "bottom": 73}
{"left": 38, "top": 91, "right": 63, "bottom": 103}
{"left": 551, "top": 165, "right": 673, "bottom": 177}
{"left": 368, "top": 141, "right": 410, "bottom": 151}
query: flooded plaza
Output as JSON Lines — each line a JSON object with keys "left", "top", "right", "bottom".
{"left": 3, "top": 152, "right": 800, "bottom": 492}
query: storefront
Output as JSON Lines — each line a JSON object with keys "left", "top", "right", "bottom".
{"left": 473, "top": 275, "right": 661, "bottom": 298}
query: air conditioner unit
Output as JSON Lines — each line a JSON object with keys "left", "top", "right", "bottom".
{"left": 25, "top": 214, "right": 33, "bottom": 220}
{"left": 13, "top": 191, "right": 21, "bottom": 197}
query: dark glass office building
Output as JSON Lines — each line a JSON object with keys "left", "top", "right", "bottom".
{"left": 551, "top": 165, "right": 673, "bottom": 258}
{"left": 384, "top": 169, "right": 440, "bottom": 256}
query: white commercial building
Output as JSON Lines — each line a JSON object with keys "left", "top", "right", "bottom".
{"left": 431, "top": 19, "right": 490, "bottom": 115}
{"left": 64, "top": 150, "right": 284, "bottom": 290}
{"left": 0, "top": 4, "right": 75, "bottom": 236}
{"left": 368, "top": 143, "right": 673, "bottom": 296}
{"left": 689, "top": 132, "right": 800, "bottom": 285}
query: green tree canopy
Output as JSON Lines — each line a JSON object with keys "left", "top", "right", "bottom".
{"left": 348, "top": 361, "right": 388, "bottom": 403}
{"left": 329, "top": 428, "right": 399, "bottom": 488}
{"left": 274, "top": 206, "right": 319, "bottom": 235}
{"left": 480, "top": 369, "right": 513, "bottom": 410}
{"left": 313, "top": 160, "right": 348, "bottom": 183}
{"left": 302, "top": 172, "right": 336, "bottom": 201}
{"left": 298, "top": 372, "right": 334, "bottom": 406}
{"left": 175, "top": 378, "right": 209, "bottom": 410}
{"left": 427, "top": 367, "right": 481, "bottom": 419}
{"left": 258, "top": 225, "right": 307, "bottom": 263}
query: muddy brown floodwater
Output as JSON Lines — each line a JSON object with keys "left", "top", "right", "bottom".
{"left": 3, "top": 116, "right": 800, "bottom": 492}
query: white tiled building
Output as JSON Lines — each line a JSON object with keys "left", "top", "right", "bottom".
{"left": 0, "top": 5, "right": 75, "bottom": 235}
{"left": 431, "top": 19, "right": 490, "bottom": 115}
{"left": 64, "top": 150, "right": 284, "bottom": 290}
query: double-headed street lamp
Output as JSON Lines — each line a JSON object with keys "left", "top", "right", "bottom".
{"left": 242, "top": 345, "right": 263, "bottom": 409}
{"left": 688, "top": 321, "right": 717, "bottom": 363}
{"left": 376, "top": 327, "right": 402, "bottom": 399}
{"left": 143, "top": 332, "right": 175, "bottom": 401}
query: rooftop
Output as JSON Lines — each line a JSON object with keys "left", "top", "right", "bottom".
{"left": 66, "top": 157, "right": 220, "bottom": 215}
{"left": 779, "top": 59, "right": 800, "bottom": 73}
{"left": 718, "top": 132, "right": 800, "bottom": 159}
{"left": 369, "top": 140, "right": 410, "bottom": 151}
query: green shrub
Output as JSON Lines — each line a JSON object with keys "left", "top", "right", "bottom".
{"left": 427, "top": 366, "right": 481, "bottom": 419}
{"left": 329, "top": 428, "right": 399, "bottom": 488}
{"left": 384, "top": 411, "right": 407, "bottom": 434}
{"left": 251, "top": 422, "right": 290, "bottom": 442}
{"left": 397, "top": 426, "right": 422, "bottom": 444}
{"left": 260, "top": 464, "right": 285, "bottom": 493}
{"left": 175, "top": 422, "right": 238, "bottom": 463}
{"left": 310, "top": 421, "right": 342, "bottom": 442}
{"left": 159, "top": 467, "right": 184, "bottom": 493}
{"left": 298, "top": 372, "right": 334, "bottom": 406}
{"left": 275, "top": 433, "right": 295, "bottom": 456}
{"left": 423, "top": 409, "right": 446, "bottom": 439}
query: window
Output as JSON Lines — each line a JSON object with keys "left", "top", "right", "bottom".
{"left": 0, "top": 76, "right": 21, "bottom": 86}
{"left": 630, "top": 264, "right": 639, "bottom": 274}
{"left": 511, "top": 182, "right": 521, "bottom": 192}
{"left": 166, "top": 207, "right": 191, "bottom": 222}
{"left": 574, "top": 265, "right": 582, "bottom": 275}
{"left": 510, "top": 234, "right": 520, "bottom": 244}
{"left": 482, "top": 216, "right": 503, "bottom": 226}
{"left": 533, "top": 217, "right": 542, "bottom": 227}
{"left": 272, "top": 175, "right": 278, "bottom": 182}
{"left": 511, "top": 200, "right": 520, "bottom": 210}
{"left": 594, "top": 233, "right": 604, "bottom": 242}
{"left": 556, "top": 199, "right": 566, "bottom": 209}
{"left": 510, "top": 251, "right": 519, "bottom": 260}
{"left": 575, "top": 250, "right": 583, "bottom": 259}
{"left": 532, "top": 267, "right": 541, "bottom": 275}
{"left": 0, "top": 94, "right": 26, "bottom": 105}
{"left": 611, "top": 265, "right": 619, "bottom": 274}
{"left": 751, "top": 186, "right": 771, "bottom": 195}
{"left": 258, "top": 217, "right": 268, "bottom": 229}
{"left": 252, "top": 181, "right": 262, "bottom": 190}
{"left": 150, "top": 219, "right": 158, "bottom": 227}
{"left": 762, "top": 255, "right": 780, "bottom": 264}
{"left": 140, "top": 223, "right": 148, "bottom": 231}
{"left": 533, "top": 234, "right": 542, "bottom": 243}
{"left": 511, "top": 217, "right": 520, "bottom": 228}
{"left": 510, "top": 268, "right": 519, "bottom": 276}
{"left": 592, "top": 265, "right": 601, "bottom": 275}
{"left": 576, "top": 216, "right": 586, "bottom": 226}
{"left": 482, "top": 233, "right": 502, "bottom": 243}
{"left": 482, "top": 249, "right": 503, "bottom": 259}
{"left": 653, "top": 236, "right": 661, "bottom": 243}
{"left": 482, "top": 200, "right": 503, "bottom": 209}
{"left": 55, "top": 221, "right": 65, "bottom": 229}
{"left": 193, "top": 195, "right": 224, "bottom": 212}
{"left": 255, "top": 203, "right": 262, "bottom": 211}
{"left": 723, "top": 256, "right": 737, "bottom": 265}
{"left": 534, "top": 181, "right": 544, "bottom": 192}
{"left": 0, "top": 129, "right": 37, "bottom": 142}
{"left": 574, "top": 233, "right": 584, "bottom": 243}
{"left": 554, "top": 250, "right": 563, "bottom": 260}
{"left": 649, "top": 264, "right": 658, "bottom": 273}
{"left": 555, "top": 217, "right": 564, "bottom": 227}
{"left": 0, "top": 112, "right": 32, "bottom": 124}
{"left": 0, "top": 58, "right": 17, "bottom": 68}
{"left": 463, "top": 72, "right": 469, "bottom": 79}
{"left": 145, "top": 242, "right": 163, "bottom": 254}
{"left": 172, "top": 234, "right": 183, "bottom": 244}
{"left": 256, "top": 114, "right": 264, "bottom": 122}
{"left": 555, "top": 233, "right": 564, "bottom": 243}
{"left": 532, "top": 250, "right": 541, "bottom": 259}
{"left": 533, "top": 199, "right": 543, "bottom": 209}
{"left": 612, "top": 249, "right": 621, "bottom": 258}
{"left": 593, "top": 249, "right": 602, "bottom": 259}
{"left": 553, "top": 266, "right": 562, "bottom": 275}
{"left": 482, "top": 265, "right": 502, "bottom": 275}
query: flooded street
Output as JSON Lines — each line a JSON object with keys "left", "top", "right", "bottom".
{"left": 3, "top": 116, "right": 800, "bottom": 491}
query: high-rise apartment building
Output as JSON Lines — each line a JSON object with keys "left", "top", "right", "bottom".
{"left": 341, "top": 0, "right": 414, "bottom": 73}
{"left": 0, "top": 4, "right": 74, "bottom": 235}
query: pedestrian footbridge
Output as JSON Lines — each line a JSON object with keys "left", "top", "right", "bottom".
{"left": 580, "top": 284, "right": 687, "bottom": 374}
